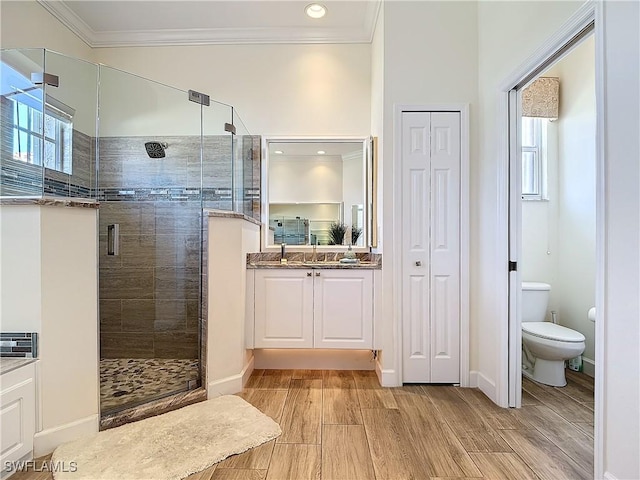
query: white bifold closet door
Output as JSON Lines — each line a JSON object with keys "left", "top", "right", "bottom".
{"left": 402, "top": 112, "right": 461, "bottom": 383}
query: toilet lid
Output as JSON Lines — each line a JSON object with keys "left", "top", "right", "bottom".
{"left": 522, "top": 322, "right": 585, "bottom": 343}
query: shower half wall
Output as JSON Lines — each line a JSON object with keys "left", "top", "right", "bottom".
{"left": 0, "top": 49, "right": 260, "bottom": 420}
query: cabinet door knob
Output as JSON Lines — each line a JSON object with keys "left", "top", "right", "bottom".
{"left": 315, "top": 272, "right": 321, "bottom": 276}
{"left": 307, "top": 272, "right": 312, "bottom": 277}
{"left": 415, "top": 261, "right": 422, "bottom": 267}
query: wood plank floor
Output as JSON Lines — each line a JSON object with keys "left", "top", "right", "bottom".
{"left": 10, "top": 369, "right": 594, "bottom": 480}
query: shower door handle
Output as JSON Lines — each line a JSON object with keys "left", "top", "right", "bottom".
{"left": 107, "top": 224, "right": 120, "bottom": 256}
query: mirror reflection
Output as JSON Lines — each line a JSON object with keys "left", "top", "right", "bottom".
{"left": 266, "top": 140, "right": 367, "bottom": 247}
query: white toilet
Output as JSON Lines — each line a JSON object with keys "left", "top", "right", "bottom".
{"left": 521, "top": 282, "right": 586, "bottom": 387}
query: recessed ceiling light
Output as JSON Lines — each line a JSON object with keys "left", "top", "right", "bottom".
{"left": 317, "top": 150, "right": 326, "bottom": 155}
{"left": 274, "top": 150, "right": 284, "bottom": 154}
{"left": 305, "top": 3, "right": 327, "bottom": 19}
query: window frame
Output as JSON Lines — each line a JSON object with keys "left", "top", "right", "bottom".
{"left": 12, "top": 100, "right": 73, "bottom": 175}
{"left": 521, "top": 116, "right": 548, "bottom": 201}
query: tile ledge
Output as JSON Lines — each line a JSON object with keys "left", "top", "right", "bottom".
{"left": 0, "top": 358, "right": 37, "bottom": 376}
{"left": 204, "top": 209, "right": 261, "bottom": 227}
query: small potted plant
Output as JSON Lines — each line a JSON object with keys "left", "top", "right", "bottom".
{"left": 328, "top": 222, "right": 348, "bottom": 245}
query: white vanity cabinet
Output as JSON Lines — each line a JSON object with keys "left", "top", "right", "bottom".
{"left": 313, "top": 269, "right": 373, "bottom": 349}
{"left": 254, "top": 270, "right": 314, "bottom": 348}
{"left": 1, "top": 362, "right": 36, "bottom": 472}
{"left": 250, "top": 268, "right": 374, "bottom": 350}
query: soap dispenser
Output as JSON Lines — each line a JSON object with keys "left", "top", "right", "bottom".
{"left": 345, "top": 244, "right": 356, "bottom": 260}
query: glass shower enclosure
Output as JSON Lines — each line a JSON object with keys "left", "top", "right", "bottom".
{"left": 96, "top": 66, "right": 218, "bottom": 414}
{"left": 0, "top": 48, "right": 260, "bottom": 417}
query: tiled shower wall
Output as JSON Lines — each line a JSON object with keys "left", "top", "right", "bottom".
{"left": 99, "top": 201, "right": 201, "bottom": 359}
{"left": 98, "top": 134, "right": 260, "bottom": 359}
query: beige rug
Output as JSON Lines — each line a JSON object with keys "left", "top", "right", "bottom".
{"left": 52, "top": 395, "right": 281, "bottom": 480}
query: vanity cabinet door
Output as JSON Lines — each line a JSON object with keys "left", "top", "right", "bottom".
{"left": 1, "top": 363, "right": 35, "bottom": 468}
{"left": 254, "top": 269, "right": 314, "bottom": 348}
{"left": 313, "top": 269, "right": 373, "bottom": 349}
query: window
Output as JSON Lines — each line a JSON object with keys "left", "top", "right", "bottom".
{"left": 521, "top": 116, "right": 547, "bottom": 200}
{"left": 12, "top": 100, "right": 73, "bottom": 174}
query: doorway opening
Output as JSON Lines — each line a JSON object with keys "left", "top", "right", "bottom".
{"left": 504, "top": 6, "right": 601, "bottom": 478}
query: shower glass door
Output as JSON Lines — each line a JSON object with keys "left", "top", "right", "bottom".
{"left": 97, "top": 65, "right": 205, "bottom": 414}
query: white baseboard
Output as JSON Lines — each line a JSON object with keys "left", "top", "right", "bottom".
{"left": 603, "top": 472, "right": 619, "bottom": 480}
{"left": 474, "top": 371, "right": 498, "bottom": 404}
{"left": 375, "top": 359, "right": 399, "bottom": 387}
{"left": 208, "top": 358, "right": 255, "bottom": 397}
{"left": 242, "top": 355, "right": 255, "bottom": 387}
{"left": 208, "top": 374, "right": 243, "bottom": 397}
{"left": 469, "top": 370, "right": 479, "bottom": 388}
{"left": 33, "top": 414, "right": 99, "bottom": 457}
{"left": 582, "top": 357, "right": 596, "bottom": 378}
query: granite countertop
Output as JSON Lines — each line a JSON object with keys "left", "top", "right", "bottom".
{"left": 247, "top": 260, "right": 381, "bottom": 270}
{"left": 0, "top": 357, "right": 37, "bottom": 375}
{"left": 0, "top": 196, "right": 98, "bottom": 208}
{"left": 247, "top": 252, "right": 382, "bottom": 270}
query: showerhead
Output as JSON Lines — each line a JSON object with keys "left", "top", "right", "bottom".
{"left": 145, "top": 141, "right": 168, "bottom": 159}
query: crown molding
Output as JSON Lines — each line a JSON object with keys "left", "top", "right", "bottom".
{"left": 37, "top": 0, "right": 95, "bottom": 47}
{"left": 364, "top": 0, "right": 382, "bottom": 43}
{"left": 37, "top": 0, "right": 380, "bottom": 47}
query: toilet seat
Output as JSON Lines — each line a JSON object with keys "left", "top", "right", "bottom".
{"left": 522, "top": 322, "right": 585, "bottom": 343}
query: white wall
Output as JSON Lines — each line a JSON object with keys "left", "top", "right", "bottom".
{"left": 44, "top": 51, "right": 99, "bottom": 136}
{"left": 0, "top": 206, "right": 42, "bottom": 331}
{"left": 370, "top": 4, "right": 384, "bottom": 255}
{"left": 97, "top": 64, "right": 219, "bottom": 137}
{"left": 555, "top": 36, "right": 596, "bottom": 368}
{"left": 269, "top": 157, "right": 343, "bottom": 204}
{"left": 207, "top": 215, "right": 260, "bottom": 396}
{"left": 476, "top": 0, "right": 583, "bottom": 403}
{"left": 95, "top": 44, "right": 371, "bottom": 137}
{"left": 380, "top": 0, "right": 479, "bottom": 385}
{"left": 0, "top": 1, "right": 93, "bottom": 61}
{"left": 36, "top": 206, "right": 99, "bottom": 455}
{"left": 0, "top": 205, "right": 99, "bottom": 456}
{"left": 601, "top": 2, "right": 640, "bottom": 478}
{"left": 2, "top": 2, "right": 371, "bottom": 138}
{"left": 522, "top": 36, "right": 597, "bottom": 367}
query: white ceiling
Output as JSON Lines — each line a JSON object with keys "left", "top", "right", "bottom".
{"left": 37, "top": 0, "right": 381, "bottom": 47}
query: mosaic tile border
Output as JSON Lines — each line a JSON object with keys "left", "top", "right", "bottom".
{"left": 0, "top": 332, "right": 38, "bottom": 358}
{"left": 96, "top": 187, "right": 259, "bottom": 203}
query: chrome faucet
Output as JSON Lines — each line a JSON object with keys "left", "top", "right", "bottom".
{"left": 280, "top": 243, "right": 287, "bottom": 264}
{"left": 311, "top": 244, "right": 318, "bottom": 263}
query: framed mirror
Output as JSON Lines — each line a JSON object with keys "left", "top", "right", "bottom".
{"left": 262, "top": 137, "right": 375, "bottom": 249}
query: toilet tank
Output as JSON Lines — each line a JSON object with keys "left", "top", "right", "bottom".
{"left": 521, "top": 282, "right": 551, "bottom": 323}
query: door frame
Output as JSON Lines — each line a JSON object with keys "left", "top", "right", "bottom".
{"left": 496, "top": 1, "right": 604, "bottom": 476}
{"left": 394, "top": 103, "right": 470, "bottom": 386}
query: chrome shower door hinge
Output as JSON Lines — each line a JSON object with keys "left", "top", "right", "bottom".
{"left": 31, "top": 72, "right": 59, "bottom": 87}
{"left": 188, "top": 89, "right": 210, "bottom": 106}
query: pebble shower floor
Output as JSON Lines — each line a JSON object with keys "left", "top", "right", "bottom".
{"left": 100, "top": 358, "right": 199, "bottom": 412}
